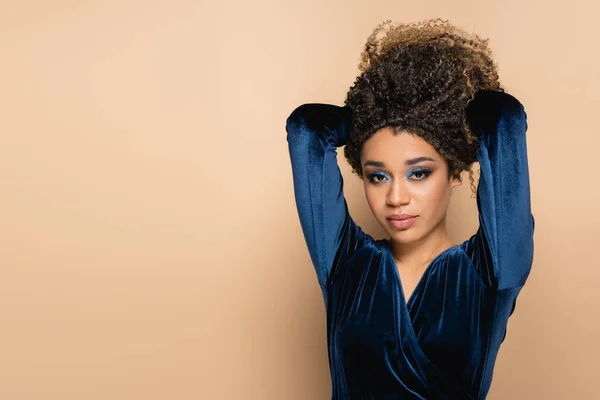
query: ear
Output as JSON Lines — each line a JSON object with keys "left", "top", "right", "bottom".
{"left": 450, "top": 171, "right": 463, "bottom": 189}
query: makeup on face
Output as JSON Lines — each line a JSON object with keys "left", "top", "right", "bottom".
{"left": 364, "top": 157, "right": 437, "bottom": 185}
{"left": 386, "top": 214, "right": 418, "bottom": 229}
{"left": 360, "top": 129, "right": 460, "bottom": 244}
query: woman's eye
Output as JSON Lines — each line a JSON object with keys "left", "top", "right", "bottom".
{"left": 408, "top": 168, "right": 431, "bottom": 180}
{"left": 368, "top": 173, "right": 388, "bottom": 183}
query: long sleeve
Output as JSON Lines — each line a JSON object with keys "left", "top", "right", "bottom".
{"left": 464, "top": 91, "right": 535, "bottom": 290}
{"left": 286, "top": 103, "right": 372, "bottom": 290}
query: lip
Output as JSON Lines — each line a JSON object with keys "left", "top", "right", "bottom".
{"left": 386, "top": 214, "right": 418, "bottom": 229}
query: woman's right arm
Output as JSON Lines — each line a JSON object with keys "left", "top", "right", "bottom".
{"left": 286, "top": 104, "right": 371, "bottom": 289}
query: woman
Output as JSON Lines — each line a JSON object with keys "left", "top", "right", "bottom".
{"left": 286, "top": 18, "right": 534, "bottom": 399}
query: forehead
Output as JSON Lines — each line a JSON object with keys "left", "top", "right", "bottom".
{"left": 360, "top": 127, "right": 441, "bottom": 164}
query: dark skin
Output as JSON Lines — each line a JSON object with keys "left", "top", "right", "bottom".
{"left": 360, "top": 127, "right": 461, "bottom": 300}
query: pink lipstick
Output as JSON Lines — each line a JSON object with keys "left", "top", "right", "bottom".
{"left": 387, "top": 214, "right": 418, "bottom": 229}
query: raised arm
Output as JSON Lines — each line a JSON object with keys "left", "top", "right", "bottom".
{"left": 464, "top": 90, "right": 535, "bottom": 290}
{"left": 286, "top": 104, "right": 371, "bottom": 290}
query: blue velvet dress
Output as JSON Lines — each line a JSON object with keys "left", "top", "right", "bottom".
{"left": 285, "top": 91, "right": 534, "bottom": 399}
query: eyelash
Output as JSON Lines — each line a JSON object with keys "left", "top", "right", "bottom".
{"left": 408, "top": 167, "right": 433, "bottom": 181}
{"left": 366, "top": 168, "right": 432, "bottom": 184}
{"left": 367, "top": 172, "right": 390, "bottom": 184}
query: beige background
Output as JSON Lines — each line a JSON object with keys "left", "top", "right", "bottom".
{"left": 1, "top": 0, "right": 598, "bottom": 399}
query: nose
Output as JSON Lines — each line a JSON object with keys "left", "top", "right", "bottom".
{"left": 386, "top": 179, "right": 410, "bottom": 207}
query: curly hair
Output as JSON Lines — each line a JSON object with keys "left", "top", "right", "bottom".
{"left": 344, "top": 18, "right": 502, "bottom": 192}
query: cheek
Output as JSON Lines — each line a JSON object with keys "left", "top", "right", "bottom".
{"left": 364, "top": 185, "right": 384, "bottom": 213}
{"left": 413, "top": 178, "right": 451, "bottom": 209}
{"left": 364, "top": 186, "right": 376, "bottom": 209}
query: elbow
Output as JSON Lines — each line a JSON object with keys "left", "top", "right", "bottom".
{"left": 285, "top": 103, "right": 351, "bottom": 146}
{"left": 285, "top": 104, "right": 315, "bottom": 143}
{"left": 286, "top": 103, "right": 322, "bottom": 129}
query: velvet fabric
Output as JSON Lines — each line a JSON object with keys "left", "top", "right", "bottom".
{"left": 285, "top": 90, "right": 534, "bottom": 399}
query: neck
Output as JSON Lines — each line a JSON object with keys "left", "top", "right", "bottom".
{"left": 390, "top": 219, "right": 454, "bottom": 270}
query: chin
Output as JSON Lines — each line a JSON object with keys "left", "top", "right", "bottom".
{"left": 387, "top": 229, "right": 424, "bottom": 245}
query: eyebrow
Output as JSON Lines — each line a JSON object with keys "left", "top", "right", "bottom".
{"left": 363, "top": 157, "right": 435, "bottom": 168}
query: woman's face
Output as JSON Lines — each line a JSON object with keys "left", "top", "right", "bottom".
{"left": 360, "top": 127, "right": 462, "bottom": 245}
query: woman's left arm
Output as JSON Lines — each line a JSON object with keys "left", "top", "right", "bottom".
{"left": 464, "top": 90, "right": 535, "bottom": 290}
